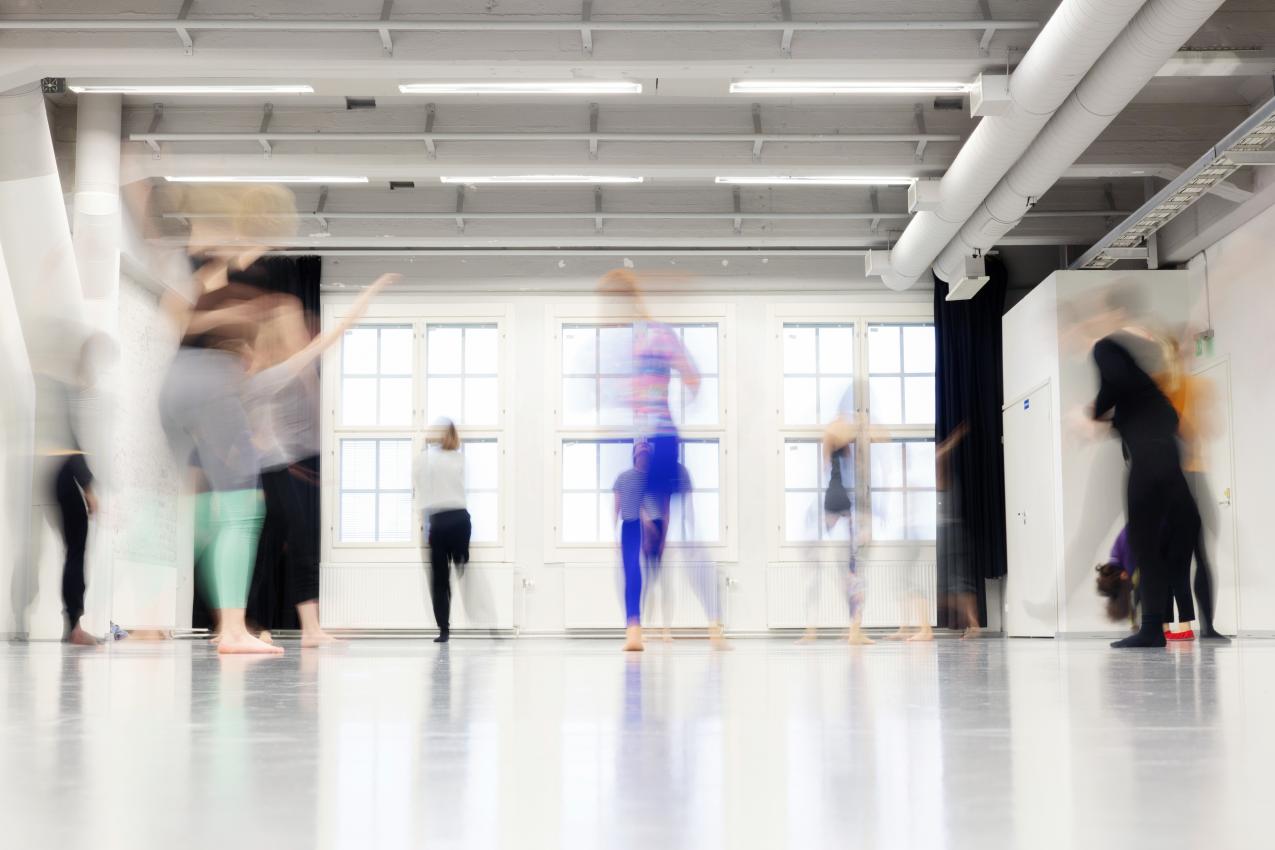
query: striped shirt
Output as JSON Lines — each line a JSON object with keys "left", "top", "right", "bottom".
{"left": 613, "top": 468, "right": 646, "bottom": 521}
{"left": 632, "top": 321, "right": 689, "bottom": 436}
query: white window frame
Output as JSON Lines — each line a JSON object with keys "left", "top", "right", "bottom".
{"left": 321, "top": 299, "right": 514, "bottom": 565}
{"left": 544, "top": 300, "right": 737, "bottom": 564}
{"left": 767, "top": 302, "right": 936, "bottom": 563}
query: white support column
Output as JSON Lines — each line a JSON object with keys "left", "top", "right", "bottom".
{"left": 72, "top": 92, "right": 122, "bottom": 637}
{"left": 0, "top": 242, "right": 36, "bottom": 637}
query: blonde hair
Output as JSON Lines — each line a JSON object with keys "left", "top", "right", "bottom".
{"left": 180, "top": 183, "right": 299, "bottom": 244}
{"left": 439, "top": 420, "right": 461, "bottom": 452}
{"left": 598, "top": 268, "right": 640, "bottom": 298}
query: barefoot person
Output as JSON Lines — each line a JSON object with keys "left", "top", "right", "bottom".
{"left": 821, "top": 394, "right": 873, "bottom": 645}
{"left": 415, "top": 419, "right": 471, "bottom": 644}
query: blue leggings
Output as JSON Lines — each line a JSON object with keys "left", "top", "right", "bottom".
{"left": 621, "top": 519, "right": 643, "bottom": 624}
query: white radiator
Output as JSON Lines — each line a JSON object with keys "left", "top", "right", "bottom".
{"left": 562, "top": 561, "right": 721, "bottom": 630}
{"left": 320, "top": 563, "right": 516, "bottom": 630}
{"left": 765, "top": 560, "right": 936, "bottom": 629}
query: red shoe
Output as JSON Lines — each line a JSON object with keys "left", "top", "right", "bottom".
{"left": 1166, "top": 629, "right": 1196, "bottom": 641}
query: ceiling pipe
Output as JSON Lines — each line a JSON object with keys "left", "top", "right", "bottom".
{"left": 865, "top": 0, "right": 1150, "bottom": 291}
{"left": 933, "top": 0, "right": 1229, "bottom": 292}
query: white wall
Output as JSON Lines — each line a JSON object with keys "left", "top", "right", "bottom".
{"left": 319, "top": 270, "right": 938, "bottom": 634}
{"left": 1186, "top": 198, "right": 1275, "bottom": 633}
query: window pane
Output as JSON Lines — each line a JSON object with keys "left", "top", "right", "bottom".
{"left": 682, "top": 441, "right": 718, "bottom": 490}
{"left": 427, "top": 327, "right": 463, "bottom": 374}
{"left": 598, "top": 494, "right": 617, "bottom": 544}
{"left": 378, "top": 492, "right": 413, "bottom": 542}
{"left": 668, "top": 497, "right": 687, "bottom": 543}
{"left": 340, "top": 493, "right": 376, "bottom": 542}
{"left": 690, "top": 492, "right": 718, "bottom": 541}
{"left": 342, "top": 328, "right": 378, "bottom": 374}
{"left": 824, "top": 513, "right": 851, "bottom": 542}
{"left": 468, "top": 492, "right": 499, "bottom": 542}
{"left": 599, "top": 441, "right": 634, "bottom": 491}
{"left": 341, "top": 377, "right": 377, "bottom": 425}
{"left": 784, "top": 441, "right": 818, "bottom": 490}
{"left": 818, "top": 325, "right": 854, "bottom": 374}
{"left": 562, "top": 442, "right": 598, "bottom": 490}
{"left": 378, "top": 440, "right": 412, "bottom": 491}
{"left": 785, "top": 492, "right": 819, "bottom": 542}
{"left": 464, "top": 327, "right": 499, "bottom": 375}
{"left": 341, "top": 440, "right": 377, "bottom": 490}
{"left": 905, "top": 442, "right": 936, "bottom": 488}
{"left": 783, "top": 326, "right": 816, "bottom": 374}
{"left": 907, "top": 491, "right": 937, "bottom": 540}
{"left": 870, "top": 442, "right": 904, "bottom": 488}
{"left": 783, "top": 376, "right": 817, "bottom": 425}
{"left": 869, "top": 376, "right": 903, "bottom": 424}
{"left": 378, "top": 377, "right": 413, "bottom": 425}
{"left": 426, "top": 377, "right": 463, "bottom": 424}
{"left": 903, "top": 325, "right": 935, "bottom": 374}
{"left": 562, "top": 377, "right": 598, "bottom": 426}
{"left": 872, "top": 491, "right": 906, "bottom": 541}
{"left": 598, "top": 377, "right": 632, "bottom": 428}
{"left": 380, "top": 327, "right": 413, "bottom": 374}
{"left": 681, "top": 376, "right": 718, "bottom": 426}
{"left": 819, "top": 377, "right": 852, "bottom": 424}
{"left": 463, "top": 441, "right": 499, "bottom": 490}
{"left": 868, "top": 324, "right": 901, "bottom": 373}
{"left": 562, "top": 493, "right": 597, "bottom": 542}
{"left": 562, "top": 327, "right": 597, "bottom": 375}
{"left": 598, "top": 326, "right": 633, "bottom": 375}
{"left": 681, "top": 326, "right": 718, "bottom": 374}
{"left": 463, "top": 376, "right": 499, "bottom": 425}
{"left": 904, "top": 376, "right": 936, "bottom": 425}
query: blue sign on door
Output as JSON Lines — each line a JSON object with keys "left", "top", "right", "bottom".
{"left": 1024, "top": 398, "right": 1030, "bottom": 410}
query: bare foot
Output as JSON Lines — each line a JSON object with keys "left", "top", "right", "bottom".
{"left": 709, "top": 624, "right": 733, "bottom": 651}
{"left": 907, "top": 628, "right": 934, "bottom": 642}
{"left": 257, "top": 630, "right": 274, "bottom": 645}
{"left": 623, "top": 624, "right": 644, "bottom": 652}
{"left": 847, "top": 629, "right": 875, "bottom": 645}
{"left": 886, "top": 628, "right": 911, "bottom": 641}
{"left": 67, "top": 627, "right": 100, "bottom": 647}
{"left": 301, "top": 630, "right": 345, "bottom": 648}
{"left": 218, "top": 632, "right": 285, "bottom": 655}
{"left": 796, "top": 628, "right": 819, "bottom": 645}
{"left": 961, "top": 625, "right": 982, "bottom": 640}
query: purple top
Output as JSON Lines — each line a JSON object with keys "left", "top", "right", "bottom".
{"left": 1109, "top": 527, "right": 1134, "bottom": 576}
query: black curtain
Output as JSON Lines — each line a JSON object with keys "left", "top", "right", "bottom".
{"left": 194, "top": 255, "right": 323, "bottom": 631}
{"left": 933, "top": 257, "right": 1009, "bottom": 628}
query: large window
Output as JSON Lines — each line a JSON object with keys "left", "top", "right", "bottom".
{"left": 778, "top": 317, "right": 936, "bottom": 545}
{"left": 332, "top": 317, "right": 506, "bottom": 549}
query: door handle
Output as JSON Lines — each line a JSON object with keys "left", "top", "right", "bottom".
{"left": 1219, "top": 487, "right": 1232, "bottom": 507}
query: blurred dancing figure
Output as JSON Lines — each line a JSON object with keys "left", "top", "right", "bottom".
{"left": 244, "top": 272, "right": 398, "bottom": 646}
{"left": 598, "top": 269, "right": 700, "bottom": 652}
{"left": 415, "top": 419, "right": 471, "bottom": 644}
{"left": 816, "top": 399, "right": 873, "bottom": 645}
{"left": 1085, "top": 301, "right": 1199, "bottom": 649}
{"left": 613, "top": 442, "right": 652, "bottom": 652}
{"left": 1095, "top": 525, "right": 1137, "bottom": 628}
{"left": 158, "top": 183, "right": 296, "bottom": 656}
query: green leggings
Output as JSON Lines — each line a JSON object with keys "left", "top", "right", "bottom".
{"left": 194, "top": 490, "right": 264, "bottom": 610}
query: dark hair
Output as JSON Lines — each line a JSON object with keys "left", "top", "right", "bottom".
{"left": 1095, "top": 563, "right": 1132, "bottom": 622}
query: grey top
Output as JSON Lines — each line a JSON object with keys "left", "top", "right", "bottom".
{"left": 613, "top": 467, "right": 646, "bottom": 522}
{"left": 244, "top": 363, "right": 320, "bottom": 470}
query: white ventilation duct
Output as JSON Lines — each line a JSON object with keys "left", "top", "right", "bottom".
{"left": 868, "top": 0, "right": 1149, "bottom": 291}
{"left": 73, "top": 93, "right": 122, "bottom": 306}
{"left": 934, "top": 0, "right": 1228, "bottom": 290}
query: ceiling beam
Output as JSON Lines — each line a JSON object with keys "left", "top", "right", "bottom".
{"left": 162, "top": 209, "right": 1127, "bottom": 222}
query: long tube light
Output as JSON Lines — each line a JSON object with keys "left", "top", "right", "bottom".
{"left": 440, "top": 175, "right": 644, "bottom": 184}
{"left": 69, "top": 84, "right": 314, "bottom": 94}
{"left": 164, "top": 175, "right": 369, "bottom": 184}
{"left": 399, "top": 81, "right": 642, "bottom": 95}
{"left": 715, "top": 175, "right": 915, "bottom": 186}
{"left": 730, "top": 80, "right": 971, "bottom": 95}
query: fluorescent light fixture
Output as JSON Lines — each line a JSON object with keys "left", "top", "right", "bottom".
{"left": 730, "top": 80, "right": 971, "bottom": 95}
{"left": 69, "top": 84, "right": 314, "bottom": 94}
{"left": 399, "top": 81, "right": 642, "bottom": 95}
{"left": 715, "top": 175, "right": 915, "bottom": 186}
{"left": 440, "top": 175, "right": 644, "bottom": 184}
{"left": 164, "top": 176, "right": 369, "bottom": 184}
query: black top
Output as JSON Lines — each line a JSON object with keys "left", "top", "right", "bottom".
{"left": 181, "top": 257, "right": 271, "bottom": 351}
{"left": 1091, "top": 334, "right": 1179, "bottom": 465}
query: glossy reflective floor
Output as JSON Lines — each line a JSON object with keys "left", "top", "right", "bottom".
{"left": 0, "top": 636, "right": 1267, "bottom": 850}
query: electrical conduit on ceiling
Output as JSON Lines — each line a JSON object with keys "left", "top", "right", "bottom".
{"left": 933, "top": 0, "right": 1229, "bottom": 289}
{"left": 868, "top": 0, "right": 1151, "bottom": 291}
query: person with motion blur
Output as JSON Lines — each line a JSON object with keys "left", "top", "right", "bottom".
{"left": 159, "top": 183, "right": 296, "bottom": 656}
{"left": 415, "top": 419, "right": 471, "bottom": 644}
{"left": 1096, "top": 525, "right": 1138, "bottom": 628}
{"left": 244, "top": 272, "right": 399, "bottom": 646}
{"left": 597, "top": 269, "right": 700, "bottom": 652}
{"left": 1085, "top": 296, "right": 1199, "bottom": 649}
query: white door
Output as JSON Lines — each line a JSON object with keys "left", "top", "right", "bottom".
{"left": 1004, "top": 383, "right": 1058, "bottom": 637}
{"left": 1192, "top": 359, "right": 1239, "bottom": 635}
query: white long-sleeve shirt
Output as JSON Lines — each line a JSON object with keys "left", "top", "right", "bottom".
{"left": 415, "top": 447, "right": 466, "bottom": 514}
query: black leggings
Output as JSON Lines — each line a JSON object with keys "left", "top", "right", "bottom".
{"left": 53, "top": 456, "right": 91, "bottom": 629}
{"left": 248, "top": 462, "right": 320, "bottom": 629}
{"left": 427, "top": 509, "right": 471, "bottom": 634}
{"left": 1126, "top": 457, "right": 1199, "bottom": 623}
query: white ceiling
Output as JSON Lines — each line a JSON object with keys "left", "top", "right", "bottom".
{"left": 5, "top": 0, "right": 1273, "bottom": 280}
